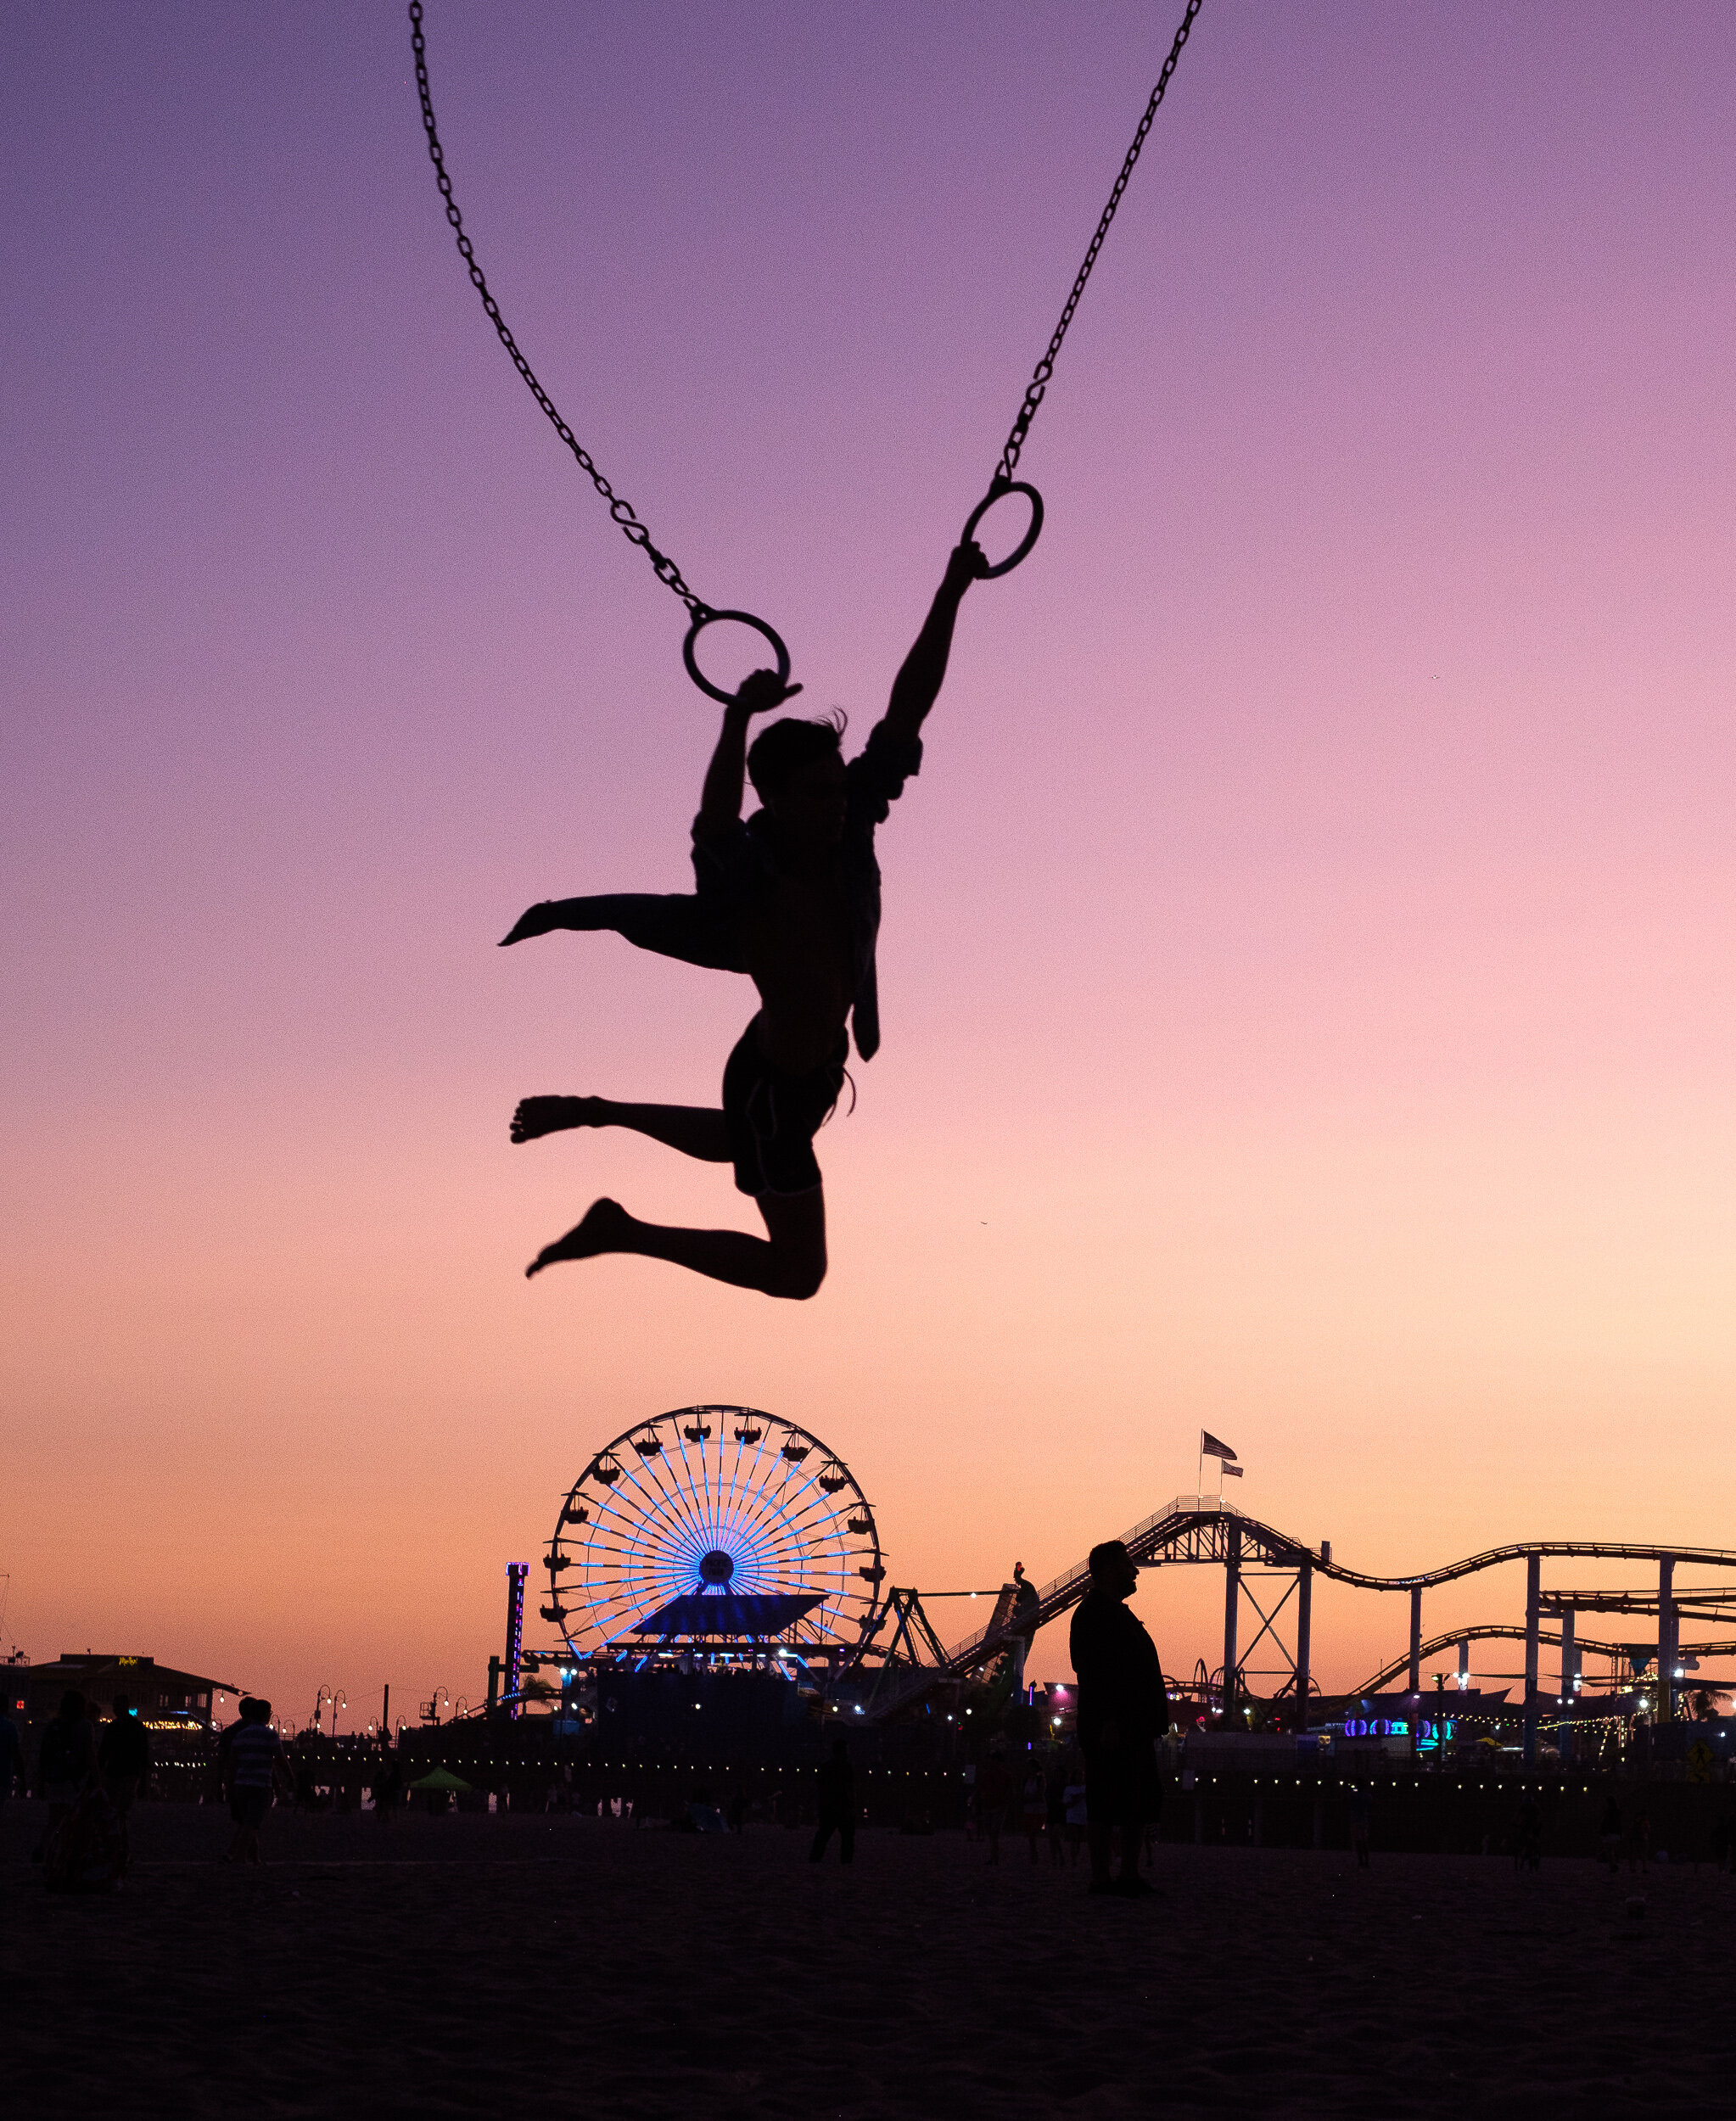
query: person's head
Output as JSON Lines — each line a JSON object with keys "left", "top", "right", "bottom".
{"left": 831, "top": 1737, "right": 848, "bottom": 1760}
{"left": 240, "top": 1696, "right": 272, "bottom": 1725}
{"left": 59, "top": 1689, "right": 86, "bottom": 1721}
{"left": 111, "top": 1693, "right": 130, "bottom": 1717}
{"left": 1088, "top": 1540, "right": 1139, "bottom": 1602}
{"left": 746, "top": 714, "right": 848, "bottom": 847}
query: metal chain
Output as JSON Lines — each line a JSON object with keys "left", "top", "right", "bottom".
{"left": 406, "top": 3, "right": 711, "bottom": 622}
{"left": 994, "top": 0, "right": 1203, "bottom": 488}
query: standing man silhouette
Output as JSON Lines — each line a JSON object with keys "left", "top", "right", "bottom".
{"left": 1069, "top": 1540, "right": 1169, "bottom": 1897}
{"left": 809, "top": 1738, "right": 856, "bottom": 1865}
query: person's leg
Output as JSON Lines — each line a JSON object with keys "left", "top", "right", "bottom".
{"left": 1087, "top": 1822, "right": 1116, "bottom": 1887}
{"left": 809, "top": 1816, "right": 833, "bottom": 1863}
{"left": 512, "top": 1097, "right": 732, "bottom": 1160}
{"left": 1117, "top": 1824, "right": 1141, "bottom": 1880}
{"left": 839, "top": 1817, "right": 854, "bottom": 1866}
{"left": 107, "top": 1777, "right": 135, "bottom": 1873}
{"left": 527, "top": 1186, "right": 827, "bottom": 1301}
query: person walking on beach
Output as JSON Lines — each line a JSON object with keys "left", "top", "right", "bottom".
{"left": 1625, "top": 1806, "right": 1651, "bottom": 1875}
{"left": 33, "top": 1689, "right": 98, "bottom": 1861}
{"left": 1347, "top": 1782, "right": 1371, "bottom": 1869}
{"left": 373, "top": 1741, "right": 405, "bottom": 1827}
{"left": 1514, "top": 1791, "right": 1543, "bottom": 1874}
{"left": 220, "top": 1698, "right": 288, "bottom": 1865}
{"left": 1020, "top": 1767, "right": 1047, "bottom": 1864}
{"left": 1069, "top": 1541, "right": 1169, "bottom": 1898}
{"left": 809, "top": 1738, "right": 856, "bottom": 1865}
{"left": 1599, "top": 1796, "right": 1622, "bottom": 1873}
{"left": 977, "top": 1746, "right": 1015, "bottom": 1866}
{"left": 1044, "top": 1760, "right": 1068, "bottom": 1866}
{"left": 98, "top": 1693, "right": 152, "bottom": 1878}
{"left": 1063, "top": 1767, "right": 1089, "bottom": 1866}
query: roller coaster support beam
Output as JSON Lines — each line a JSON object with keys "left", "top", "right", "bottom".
{"left": 1523, "top": 1553, "right": 1541, "bottom": 1764}
{"left": 1222, "top": 1519, "right": 1241, "bottom": 1721}
{"left": 1559, "top": 1607, "right": 1576, "bottom": 1760}
{"left": 1295, "top": 1559, "right": 1313, "bottom": 1730}
{"left": 1659, "top": 1557, "right": 1676, "bottom": 1722}
{"left": 1408, "top": 1586, "right": 1422, "bottom": 1693}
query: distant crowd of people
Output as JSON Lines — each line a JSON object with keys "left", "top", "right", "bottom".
{"left": 0, "top": 1687, "right": 329, "bottom": 1890}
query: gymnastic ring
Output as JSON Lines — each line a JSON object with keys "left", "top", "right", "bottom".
{"left": 682, "top": 608, "right": 792, "bottom": 704}
{"left": 961, "top": 479, "right": 1044, "bottom": 579}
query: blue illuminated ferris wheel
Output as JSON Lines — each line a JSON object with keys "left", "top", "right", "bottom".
{"left": 540, "top": 1407, "right": 885, "bottom": 1669}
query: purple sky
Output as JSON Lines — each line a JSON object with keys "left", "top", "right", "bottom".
{"left": 5, "top": 3, "right": 1735, "bottom": 1723}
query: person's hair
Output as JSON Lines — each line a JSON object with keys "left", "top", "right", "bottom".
{"left": 59, "top": 1689, "right": 86, "bottom": 1719}
{"left": 240, "top": 1696, "right": 272, "bottom": 1723}
{"left": 746, "top": 712, "right": 846, "bottom": 802}
{"left": 1087, "top": 1540, "right": 1131, "bottom": 1578}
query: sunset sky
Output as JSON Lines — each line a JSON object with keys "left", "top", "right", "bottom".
{"left": 5, "top": 1, "right": 1734, "bottom": 1730}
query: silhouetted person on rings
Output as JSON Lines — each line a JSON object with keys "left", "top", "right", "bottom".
{"left": 809, "top": 1738, "right": 855, "bottom": 1865}
{"left": 1069, "top": 1539, "right": 1169, "bottom": 1898}
{"left": 504, "top": 540, "right": 988, "bottom": 1300}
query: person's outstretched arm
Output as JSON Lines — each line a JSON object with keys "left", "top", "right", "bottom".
{"left": 880, "top": 540, "right": 988, "bottom": 745}
{"left": 500, "top": 666, "right": 798, "bottom": 945}
{"left": 694, "top": 665, "right": 801, "bottom": 846}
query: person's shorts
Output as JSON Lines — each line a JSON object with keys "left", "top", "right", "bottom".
{"left": 229, "top": 1787, "right": 272, "bottom": 1829}
{"left": 723, "top": 1021, "right": 847, "bottom": 1198}
{"left": 1080, "top": 1738, "right": 1164, "bottom": 1827}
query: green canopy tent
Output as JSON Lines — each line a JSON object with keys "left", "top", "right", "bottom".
{"left": 406, "top": 1766, "right": 472, "bottom": 1791}
{"left": 406, "top": 1765, "right": 473, "bottom": 1811}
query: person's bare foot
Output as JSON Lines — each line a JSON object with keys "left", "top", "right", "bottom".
{"left": 511, "top": 1095, "right": 604, "bottom": 1144}
{"left": 526, "top": 1198, "right": 634, "bottom": 1278}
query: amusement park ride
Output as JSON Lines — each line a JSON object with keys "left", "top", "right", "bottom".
{"left": 499, "top": 1406, "right": 1736, "bottom": 1765}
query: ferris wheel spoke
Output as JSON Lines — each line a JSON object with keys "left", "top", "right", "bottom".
{"left": 644, "top": 1449, "right": 718, "bottom": 1553}
{"left": 666, "top": 1426, "right": 732, "bottom": 1556}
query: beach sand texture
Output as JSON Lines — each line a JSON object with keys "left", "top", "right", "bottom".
{"left": 3, "top": 1800, "right": 1729, "bottom": 2117}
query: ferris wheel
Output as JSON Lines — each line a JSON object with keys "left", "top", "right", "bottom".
{"left": 540, "top": 1407, "right": 885, "bottom": 1669}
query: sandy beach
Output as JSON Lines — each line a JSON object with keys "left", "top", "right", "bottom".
{"left": 4, "top": 1799, "right": 1731, "bottom": 2118}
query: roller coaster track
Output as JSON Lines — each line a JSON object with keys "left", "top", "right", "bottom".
{"left": 1350, "top": 1626, "right": 1736, "bottom": 1699}
{"left": 861, "top": 1495, "right": 1736, "bottom": 1724}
